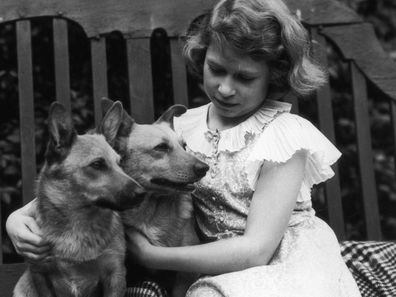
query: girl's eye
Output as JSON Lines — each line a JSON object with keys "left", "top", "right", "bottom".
{"left": 208, "top": 64, "right": 225, "bottom": 75}
{"left": 89, "top": 158, "right": 107, "bottom": 170}
{"left": 154, "top": 143, "right": 170, "bottom": 152}
{"left": 236, "top": 74, "right": 255, "bottom": 83}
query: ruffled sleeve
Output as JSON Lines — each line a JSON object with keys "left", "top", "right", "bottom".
{"left": 246, "top": 113, "right": 341, "bottom": 202}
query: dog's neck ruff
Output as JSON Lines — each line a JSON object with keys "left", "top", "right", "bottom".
{"left": 37, "top": 183, "right": 123, "bottom": 262}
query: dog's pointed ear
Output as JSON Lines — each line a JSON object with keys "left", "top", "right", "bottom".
{"left": 98, "top": 101, "right": 124, "bottom": 146}
{"left": 155, "top": 104, "right": 187, "bottom": 130}
{"left": 101, "top": 97, "right": 115, "bottom": 117}
{"left": 101, "top": 97, "right": 134, "bottom": 138}
{"left": 46, "top": 102, "right": 76, "bottom": 163}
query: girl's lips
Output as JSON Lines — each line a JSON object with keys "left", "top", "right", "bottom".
{"left": 213, "top": 97, "right": 238, "bottom": 108}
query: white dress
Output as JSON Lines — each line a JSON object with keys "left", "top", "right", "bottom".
{"left": 174, "top": 100, "right": 361, "bottom": 297}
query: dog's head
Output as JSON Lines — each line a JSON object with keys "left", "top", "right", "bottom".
{"left": 101, "top": 98, "right": 209, "bottom": 193}
{"left": 42, "top": 101, "right": 145, "bottom": 211}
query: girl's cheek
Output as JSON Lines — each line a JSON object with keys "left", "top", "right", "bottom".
{"left": 204, "top": 75, "right": 216, "bottom": 94}
{"left": 203, "top": 80, "right": 212, "bottom": 99}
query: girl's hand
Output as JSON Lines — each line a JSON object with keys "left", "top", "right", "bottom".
{"left": 125, "top": 230, "right": 152, "bottom": 265}
{"left": 5, "top": 204, "right": 51, "bottom": 263}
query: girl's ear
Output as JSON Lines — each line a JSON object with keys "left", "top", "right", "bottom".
{"left": 46, "top": 102, "right": 77, "bottom": 163}
{"left": 155, "top": 104, "right": 187, "bottom": 130}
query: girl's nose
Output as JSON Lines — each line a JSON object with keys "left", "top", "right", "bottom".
{"left": 218, "top": 79, "right": 236, "bottom": 97}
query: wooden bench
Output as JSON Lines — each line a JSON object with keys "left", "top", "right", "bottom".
{"left": 1, "top": 0, "right": 396, "bottom": 294}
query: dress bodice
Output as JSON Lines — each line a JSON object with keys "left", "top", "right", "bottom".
{"left": 174, "top": 100, "right": 341, "bottom": 242}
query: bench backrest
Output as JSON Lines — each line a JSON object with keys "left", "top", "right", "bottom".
{"left": 1, "top": 0, "right": 396, "bottom": 294}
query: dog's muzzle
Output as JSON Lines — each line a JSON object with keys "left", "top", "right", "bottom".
{"left": 95, "top": 185, "right": 146, "bottom": 211}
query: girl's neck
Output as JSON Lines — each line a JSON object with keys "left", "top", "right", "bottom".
{"left": 207, "top": 103, "right": 260, "bottom": 132}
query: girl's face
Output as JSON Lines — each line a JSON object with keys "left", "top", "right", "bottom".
{"left": 203, "top": 43, "right": 270, "bottom": 122}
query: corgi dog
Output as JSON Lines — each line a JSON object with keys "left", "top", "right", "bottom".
{"left": 101, "top": 98, "right": 209, "bottom": 297}
{"left": 13, "top": 101, "right": 145, "bottom": 297}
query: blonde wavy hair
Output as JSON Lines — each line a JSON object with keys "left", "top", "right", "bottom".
{"left": 183, "top": 0, "right": 326, "bottom": 96}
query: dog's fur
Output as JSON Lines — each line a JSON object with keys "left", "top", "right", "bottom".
{"left": 14, "top": 101, "right": 145, "bottom": 297}
{"left": 101, "top": 99, "right": 209, "bottom": 297}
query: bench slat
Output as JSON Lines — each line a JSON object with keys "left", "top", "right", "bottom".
{"left": 91, "top": 37, "right": 108, "bottom": 126}
{"left": 312, "top": 29, "right": 345, "bottom": 240}
{"left": 170, "top": 38, "right": 189, "bottom": 107}
{"left": 17, "top": 20, "right": 36, "bottom": 206}
{"left": 391, "top": 101, "right": 396, "bottom": 174}
{"left": 126, "top": 38, "right": 154, "bottom": 123}
{"left": 350, "top": 62, "right": 381, "bottom": 240}
{"left": 53, "top": 18, "right": 71, "bottom": 113}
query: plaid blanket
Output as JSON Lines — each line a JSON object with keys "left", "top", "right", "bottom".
{"left": 340, "top": 241, "right": 396, "bottom": 297}
{"left": 126, "top": 281, "right": 168, "bottom": 297}
{"left": 125, "top": 241, "right": 396, "bottom": 297}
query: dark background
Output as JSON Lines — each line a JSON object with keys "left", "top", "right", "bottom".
{"left": 1, "top": 0, "right": 396, "bottom": 263}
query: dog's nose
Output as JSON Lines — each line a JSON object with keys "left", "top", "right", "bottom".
{"left": 134, "top": 186, "right": 146, "bottom": 199}
{"left": 194, "top": 162, "right": 209, "bottom": 178}
{"left": 121, "top": 184, "right": 146, "bottom": 209}
{"left": 131, "top": 188, "right": 146, "bottom": 206}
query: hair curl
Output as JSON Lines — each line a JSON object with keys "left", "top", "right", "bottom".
{"left": 183, "top": 0, "right": 326, "bottom": 97}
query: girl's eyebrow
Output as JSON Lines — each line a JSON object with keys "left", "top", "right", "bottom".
{"left": 207, "top": 59, "right": 260, "bottom": 76}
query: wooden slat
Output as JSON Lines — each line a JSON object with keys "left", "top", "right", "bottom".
{"left": 90, "top": 37, "right": 108, "bottom": 126}
{"left": 312, "top": 28, "right": 345, "bottom": 239}
{"left": 126, "top": 38, "right": 154, "bottom": 123}
{"left": 0, "top": 263, "right": 27, "bottom": 295}
{"left": 391, "top": 101, "right": 396, "bottom": 174}
{"left": 0, "top": 203, "right": 2, "bottom": 264}
{"left": 170, "top": 38, "right": 189, "bottom": 107}
{"left": 350, "top": 62, "right": 381, "bottom": 240}
{"left": 17, "top": 20, "right": 36, "bottom": 206}
{"left": 53, "top": 18, "right": 71, "bottom": 113}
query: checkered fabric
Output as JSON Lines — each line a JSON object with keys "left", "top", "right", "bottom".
{"left": 340, "top": 241, "right": 396, "bottom": 297}
{"left": 126, "top": 281, "right": 168, "bottom": 297}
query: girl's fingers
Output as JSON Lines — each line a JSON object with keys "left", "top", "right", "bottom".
{"left": 17, "top": 242, "right": 51, "bottom": 255}
{"left": 20, "top": 230, "right": 49, "bottom": 247}
{"left": 22, "top": 218, "right": 49, "bottom": 247}
{"left": 24, "top": 217, "right": 44, "bottom": 237}
{"left": 24, "top": 252, "right": 51, "bottom": 263}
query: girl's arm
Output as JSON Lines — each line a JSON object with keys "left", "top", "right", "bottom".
{"left": 128, "top": 150, "right": 307, "bottom": 275}
{"left": 5, "top": 199, "right": 51, "bottom": 262}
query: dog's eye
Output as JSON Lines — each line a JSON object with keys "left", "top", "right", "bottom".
{"left": 89, "top": 158, "right": 107, "bottom": 170}
{"left": 182, "top": 141, "right": 187, "bottom": 150}
{"left": 154, "top": 143, "right": 170, "bottom": 152}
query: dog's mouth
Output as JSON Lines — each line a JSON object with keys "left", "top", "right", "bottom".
{"left": 150, "top": 178, "right": 195, "bottom": 192}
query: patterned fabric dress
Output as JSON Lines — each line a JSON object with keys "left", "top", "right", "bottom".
{"left": 174, "top": 100, "right": 362, "bottom": 297}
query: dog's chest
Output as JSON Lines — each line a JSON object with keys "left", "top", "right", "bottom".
{"left": 53, "top": 260, "right": 102, "bottom": 297}
{"left": 123, "top": 195, "right": 192, "bottom": 246}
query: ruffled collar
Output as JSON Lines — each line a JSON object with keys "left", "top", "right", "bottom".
{"left": 174, "top": 100, "right": 291, "bottom": 155}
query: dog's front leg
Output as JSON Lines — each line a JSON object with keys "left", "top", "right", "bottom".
{"left": 30, "top": 269, "right": 56, "bottom": 297}
{"left": 13, "top": 270, "right": 39, "bottom": 297}
{"left": 101, "top": 265, "right": 126, "bottom": 297}
{"left": 100, "top": 253, "right": 127, "bottom": 297}
{"left": 171, "top": 216, "right": 200, "bottom": 297}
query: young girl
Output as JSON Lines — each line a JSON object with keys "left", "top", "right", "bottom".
{"left": 128, "top": 0, "right": 362, "bottom": 296}
{"left": 6, "top": 0, "right": 361, "bottom": 296}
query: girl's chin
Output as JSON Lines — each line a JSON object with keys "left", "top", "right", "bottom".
{"left": 212, "top": 104, "right": 238, "bottom": 117}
